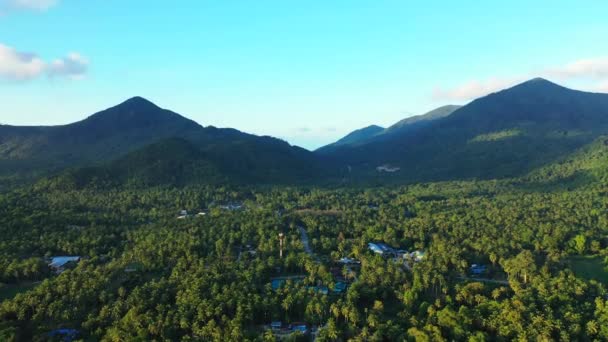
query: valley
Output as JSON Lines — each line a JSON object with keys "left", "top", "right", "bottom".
{"left": 1, "top": 79, "right": 608, "bottom": 340}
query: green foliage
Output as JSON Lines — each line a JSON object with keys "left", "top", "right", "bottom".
{"left": 469, "top": 129, "right": 522, "bottom": 143}
{"left": 568, "top": 256, "right": 608, "bottom": 284}
{"left": 0, "top": 174, "right": 607, "bottom": 340}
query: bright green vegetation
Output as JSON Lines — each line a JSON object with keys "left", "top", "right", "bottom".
{"left": 469, "top": 129, "right": 522, "bottom": 143}
{"left": 568, "top": 256, "right": 608, "bottom": 284}
{"left": 1, "top": 168, "right": 608, "bottom": 340}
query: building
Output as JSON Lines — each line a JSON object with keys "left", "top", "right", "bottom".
{"left": 48, "top": 329, "right": 78, "bottom": 341}
{"left": 368, "top": 242, "right": 394, "bottom": 256}
{"left": 470, "top": 264, "right": 487, "bottom": 275}
{"left": 271, "top": 279, "right": 285, "bottom": 291}
{"left": 220, "top": 203, "right": 244, "bottom": 211}
{"left": 290, "top": 323, "right": 308, "bottom": 334}
{"left": 409, "top": 251, "right": 425, "bottom": 262}
{"left": 178, "top": 210, "right": 189, "bottom": 219}
{"left": 333, "top": 282, "right": 348, "bottom": 294}
{"left": 49, "top": 256, "right": 81, "bottom": 274}
{"left": 376, "top": 165, "right": 401, "bottom": 173}
{"left": 338, "top": 257, "right": 360, "bottom": 265}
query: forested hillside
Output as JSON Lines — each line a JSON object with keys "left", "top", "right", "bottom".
{"left": 316, "top": 105, "right": 461, "bottom": 154}
{"left": 0, "top": 97, "right": 320, "bottom": 188}
{"left": 319, "top": 79, "right": 608, "bottom": 183}
{"left": 42, "top": 137, "right": 323, "bottom": 189}
{"left": 1, "top": 153, "right": 608, "bottom": 340}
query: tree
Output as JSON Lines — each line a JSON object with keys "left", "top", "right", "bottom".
{"left": 502, "top": 250, "right": 536, "bottom": 284}
{"left": 573, "top": 234, "right": 587, "bottom": 255}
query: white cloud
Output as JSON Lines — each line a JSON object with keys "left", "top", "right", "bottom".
{"left": 545, "top": 57, "right": 608, "bottom": 80}
{"left": 433, "top": 57, "right": 608, "bottom": 101}
{"left": 48, "top": 53, "right": 88, "bottom": 80}
{"left": 1, "top": 0, "right": 58, "bottom": 12}
{"left": 0, "top": 44, "right": 46, "bottom": 80}
{"left": 0, "top": 43, "right": 88, "bottom": 81}
{"left": 432, "top": 77, "right": 523, "bottom": 102}
{"left": 296, "top": 127, "right": 312, "bottom": 133}
{"left": 595, "top": 80, "right": 608, "bottom": 93}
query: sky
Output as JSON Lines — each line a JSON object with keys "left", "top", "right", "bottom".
{"left": 1, "top": 0, "right": 608, "bottom": 150}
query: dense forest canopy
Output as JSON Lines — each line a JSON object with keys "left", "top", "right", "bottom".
{"left": 1, "top": 155, "right": 608, "bottom": 341}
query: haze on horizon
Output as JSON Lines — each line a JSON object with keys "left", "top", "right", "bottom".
{"left": 1, "top": 0, "right": 608, "bottom": 150}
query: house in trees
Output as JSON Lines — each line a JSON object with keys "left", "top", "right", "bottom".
{"left": 470, "top": 264, "right": 488, "bottom": 275}
{"left": 48, "top": 329, "right": 78, "bottom": 341}
{"left": 337, "top": 257, "right": 360, "bottom": 265}
{"left": 268, "top": 322, "right": 310, "bottom": 337}
{"left": 290, "top": 323, "right": 309, "bottom": 334}
{"left": 368, "top": 242, "right": 395, "bottom": 256}
{"left": 271, "top": 279, "right": 288, "bottom": 291}
{"left": 178, "top": 210, "right": 189, "bottom": 219}
{"left": 376, "top": 164, "right": 401, "bottom": 173}
{"left": 219, "top": 202, "right": 244, "bottom": 211}
{"left": 333, "top": 281, "right": 348, "bottom": 294}
{"left": 409, "top": 250, "right": 425, "bottom": 262}
{"left": 48, "top": 256, "right": 81, "bottom": 274}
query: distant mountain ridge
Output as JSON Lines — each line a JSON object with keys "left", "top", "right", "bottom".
{"left": 317, "top": 78, "right": 608, "bottom": 182}
{"left": 3, "top": 77, "right": 608, "bottom": 188}
{"left": 317, "top": 125, "right": 385, "bottom": 151}
{"left": 0, "top": 96, "right": 321, "bottom": 185}
{"left": 385, "top": 105, "right": 462, "bottom": 133}
{"left": 317, "top": 105, "right": 461, "bottom": 153}
{"left": 0, "top": 97, "right": 201, "bottom": 163}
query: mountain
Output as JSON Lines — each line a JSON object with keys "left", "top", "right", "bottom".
{"left": 4, "top": 78, "right": 608, "bottom": 188}
{"left": 384, "top": 105, "right": 462, "bottom": 133}
{"left": 317, "top": 125, "right": 385, "bottom": 152}
{"left": 318, "top": 78, "right": 608, "bottom": 182}
{"left": 524, "top": 135, "right": 608, "bottom": 186}
{"left": 0, "top": 97, "right": 202, "bottom": 170}
{"left": 334, "top": 125, "right": 385, "bottom": 146}
{"left": 44, "top": 138, "right": 222, "bottom": 189}
{"left": 317, "top": 105, "right": 461, "bottom": 154}
{"left": 45, "top": 135, "right": 323, "bottom": 189}
{"left": 0, "top": 97, "right": 321, "bottom": 186}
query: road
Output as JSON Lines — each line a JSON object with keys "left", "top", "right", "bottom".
{"left": 298, "top": 226, "right": 313, "bottom": 255}
{"left": 298, "top": 225, "right": 321, "bottom": 262}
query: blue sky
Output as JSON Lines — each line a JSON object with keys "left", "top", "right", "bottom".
{"left": 1, "top": 0, "right": 608, "bottom": 149}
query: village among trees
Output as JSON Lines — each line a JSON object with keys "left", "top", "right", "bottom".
{"left": 1, "top": 175, "right": 608, "bottom": 341}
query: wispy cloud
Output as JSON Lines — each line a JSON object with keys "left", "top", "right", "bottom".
{"left": 595, "top": 80, "right": 608, "bottom": 93}
{"left": 1, "top": 0, "right": 58, "bottom": 12}
{"left": 432, "top": 77, "right": 524, "bottom": 102}
{"left": 48, "top": 53, "right": 89, "bottom": 80}
{"left": 544, "top": 57, "right": 608, "bottom": 80}
{"left": 433, "top": 56, "right": 608, "bottom": 101}
{"left": 0, "top": 43, "right": 88, "bottom": 81}
{"left": 296, "top": 127, "right": 312, "bottom": 133}
{"left": 0, "top": 44, "right": 46, "bottom": 81}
